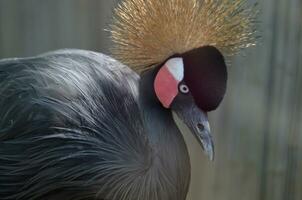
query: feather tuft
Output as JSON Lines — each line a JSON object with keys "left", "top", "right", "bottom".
{"left": 110, "top": 0, "right": 258, "bottom": 72}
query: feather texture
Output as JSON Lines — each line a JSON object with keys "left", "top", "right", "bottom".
{"left": 0, "top": 50, "right": 190, "bottom": 200}
{"left": 110, "top": 0, "right": 258, "bottom": 72}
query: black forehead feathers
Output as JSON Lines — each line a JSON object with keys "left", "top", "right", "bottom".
{"left": 182, "top": 46, "right": 227, "bottom": 111}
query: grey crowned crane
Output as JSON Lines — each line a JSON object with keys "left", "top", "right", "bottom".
{"left": 0, "top": 0, "right": 257, "bottom": 199}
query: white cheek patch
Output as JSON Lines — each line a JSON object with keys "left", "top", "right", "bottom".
{"left": 165, "top": 57, "right": 184, "bottom": 81}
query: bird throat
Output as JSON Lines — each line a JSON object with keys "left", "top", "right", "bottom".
{"left": 139, "top": 66, "right": 189, "bottom": 154}
{"left": 139, "top": 66, "right": 175, "bottom": 135}
{"left": 138, "top": 66, "right": 191, "bottom": 199}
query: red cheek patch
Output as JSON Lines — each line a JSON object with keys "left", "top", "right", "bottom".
{"left": 154, "top": 65, "right": 179, "bottom": 108}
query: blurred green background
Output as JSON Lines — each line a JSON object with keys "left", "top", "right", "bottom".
{"left": 0, "top": 0, "right": 301, "bottom": 200}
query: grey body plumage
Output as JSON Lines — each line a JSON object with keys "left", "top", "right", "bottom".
{"left": 0, "top": 49, "right": 190, "bottom": 200}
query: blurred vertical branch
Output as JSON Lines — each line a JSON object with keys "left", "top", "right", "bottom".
{"left": 258, "top": 0, "right": 302, "bottom": 200}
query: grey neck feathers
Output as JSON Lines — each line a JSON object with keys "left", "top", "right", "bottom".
{"left": 138, "top": 67, "right": 191, "bottom": 200}
{"left": 139, "top": 67, "right": 178, "bottom": 144}
{"left": 138, "top": 66, "right": 190, "bottom": 163}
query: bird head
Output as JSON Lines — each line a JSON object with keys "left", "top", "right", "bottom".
{"left": 153, "top": 46, "right": 226, "bottom": 160}
{"left": 110, "top": 0, "right": 257, "bottom": 160}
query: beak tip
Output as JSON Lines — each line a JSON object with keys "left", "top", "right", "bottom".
{"left": 205, "top": 146, "right": 215, "bottom": 161}
{"left": 201, "top": 134, "right": 215, "bottom": 161}
{"left": 209, "top": 152, "right": 214, "bottom": 161}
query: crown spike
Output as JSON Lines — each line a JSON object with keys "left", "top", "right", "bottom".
{"left": 110, "top": 0, "right": 258, "bottom": 72}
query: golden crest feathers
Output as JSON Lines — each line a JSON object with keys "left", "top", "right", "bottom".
{"left": 110, "top": 0, "right": 258, "bottom": 72}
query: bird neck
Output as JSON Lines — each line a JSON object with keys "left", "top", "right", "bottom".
{"left": 138, "top": 66, "right": 186, "bottom": 148}
{"left": 138, "top": 67, "right": 191, "bottom": 199}
{"left": 138, "top": 66, "right": 191, "bottom": 199}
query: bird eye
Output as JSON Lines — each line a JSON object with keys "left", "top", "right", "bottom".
{"left": 179, "top": 84, "right": 189, "bottom": 94}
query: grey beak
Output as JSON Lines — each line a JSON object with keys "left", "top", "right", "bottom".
{"left": 174, "top": 103, "right": 215, "bottom": 161}
{"left": 195, "top": 122, "right": 214, "bottom": 161}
